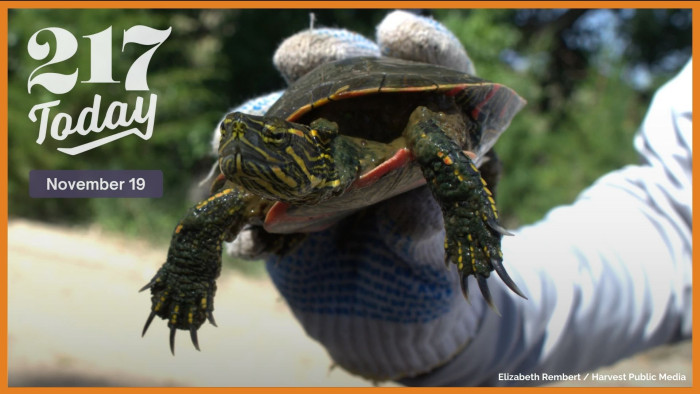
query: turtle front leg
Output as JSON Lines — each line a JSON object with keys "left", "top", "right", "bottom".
{"left": 404, "top": 107, "right": 526, "bottom": 311}
{"left": 140, "top": 187, "right": 260, "bottom": 354}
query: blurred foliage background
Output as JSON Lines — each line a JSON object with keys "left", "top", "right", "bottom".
{"left": 8, "top": 8, "right": 692, "bottom": 243}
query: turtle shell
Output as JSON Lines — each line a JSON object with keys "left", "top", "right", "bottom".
{"left": 260, "top": 57, "right": 525, "bottom": 233}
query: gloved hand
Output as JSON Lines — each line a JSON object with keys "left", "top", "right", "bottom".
{"left": 215, "top": 11, "right": 517, "bottom": 381}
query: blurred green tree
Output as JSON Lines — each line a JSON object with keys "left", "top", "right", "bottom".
{"left": 437, "top": 8, "right": 690, "bottom": 226}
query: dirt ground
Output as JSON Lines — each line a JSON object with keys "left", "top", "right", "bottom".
{"left": 7, "top": 219, "right": 692, "bottom": 387}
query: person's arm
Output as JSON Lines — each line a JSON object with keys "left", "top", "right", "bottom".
{"left": 402, "top": 59, "right": 692, "bottom": 386}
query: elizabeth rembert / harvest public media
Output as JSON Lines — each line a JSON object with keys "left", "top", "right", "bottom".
{"left": 498, "top": 372, "right": 686, "bottom": 382}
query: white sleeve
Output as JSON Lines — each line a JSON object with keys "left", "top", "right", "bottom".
{"left": 401, "top": 60, "right": 692, "bottom": 386}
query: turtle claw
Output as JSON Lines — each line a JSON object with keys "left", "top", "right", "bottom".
{"left": 170, "top": 327, "right": 177, "bottom": 355}
{"left": 488, "top": 219, "right": 513, "bottom": 236}
{"left": 139, "top": 279, "right": 154, "bottom": 293}
{"left": 190, "top": 327, "right": 201, "bottom": 351}
{"left": 207, "top": 312, "right": 217, "bottom": 327}
{"left": 476, "top": 275, "right": 501, "bottom": 316}
{"left": 459, "top": 272, "right": 471, "bottom": 305}
{"left": 492, "top": 258, "right": 527, "bottom": 300}
{"left": 142, "top": 311, "right": 157, "bottom": 337}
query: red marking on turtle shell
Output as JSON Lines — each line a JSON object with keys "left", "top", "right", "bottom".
{"left": 264, "top": 201, "right": 339, "bottom": 233}
{"left": 209, "top": 172, "right": 228, "bottom": 194}
{"left": 444, "top": 85, "right": 467, "bottom": 96}
{"left": 264, "top": 201, "right": 322, "bottom": 232}
{"left": 353, "top": 147, "right": 413, "bottom": 189}
{"left": 471, "top": 84, "right": 500, "bottom": 120}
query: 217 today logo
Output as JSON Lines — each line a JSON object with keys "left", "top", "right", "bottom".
{"left": 26, "top": 25, "right": 172, "bottom": 155}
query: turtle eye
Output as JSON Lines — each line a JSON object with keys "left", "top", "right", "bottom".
{"left": 263, "top": 124, "right": 288, "bottom": 144}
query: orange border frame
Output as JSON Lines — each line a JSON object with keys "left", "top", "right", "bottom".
{"left": 1, "top": 1, "right": 697, "bottom": 393}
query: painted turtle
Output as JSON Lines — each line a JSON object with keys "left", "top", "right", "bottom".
{"left": 141, "top": 57, "right": 527, "bottom": 353}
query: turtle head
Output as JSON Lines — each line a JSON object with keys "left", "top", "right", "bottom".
{"left": 217, "top": 112, "right": 338, "bottom": 202}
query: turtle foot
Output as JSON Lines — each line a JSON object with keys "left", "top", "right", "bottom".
{"left": 140, "top": 265, "right": 217, "bottom": 354}
{"left": 445, "top": 209, "right": 527, "bottom": 308}
{"left": 404, "top": 113, "right": 526, "bottom": 306}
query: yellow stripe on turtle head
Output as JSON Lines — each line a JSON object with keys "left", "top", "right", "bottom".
{"left": 271, "top": 166, "right": 299, "bottom": 188}
{"left": 285, "top": 146, "right": 320, "bottom": 186}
